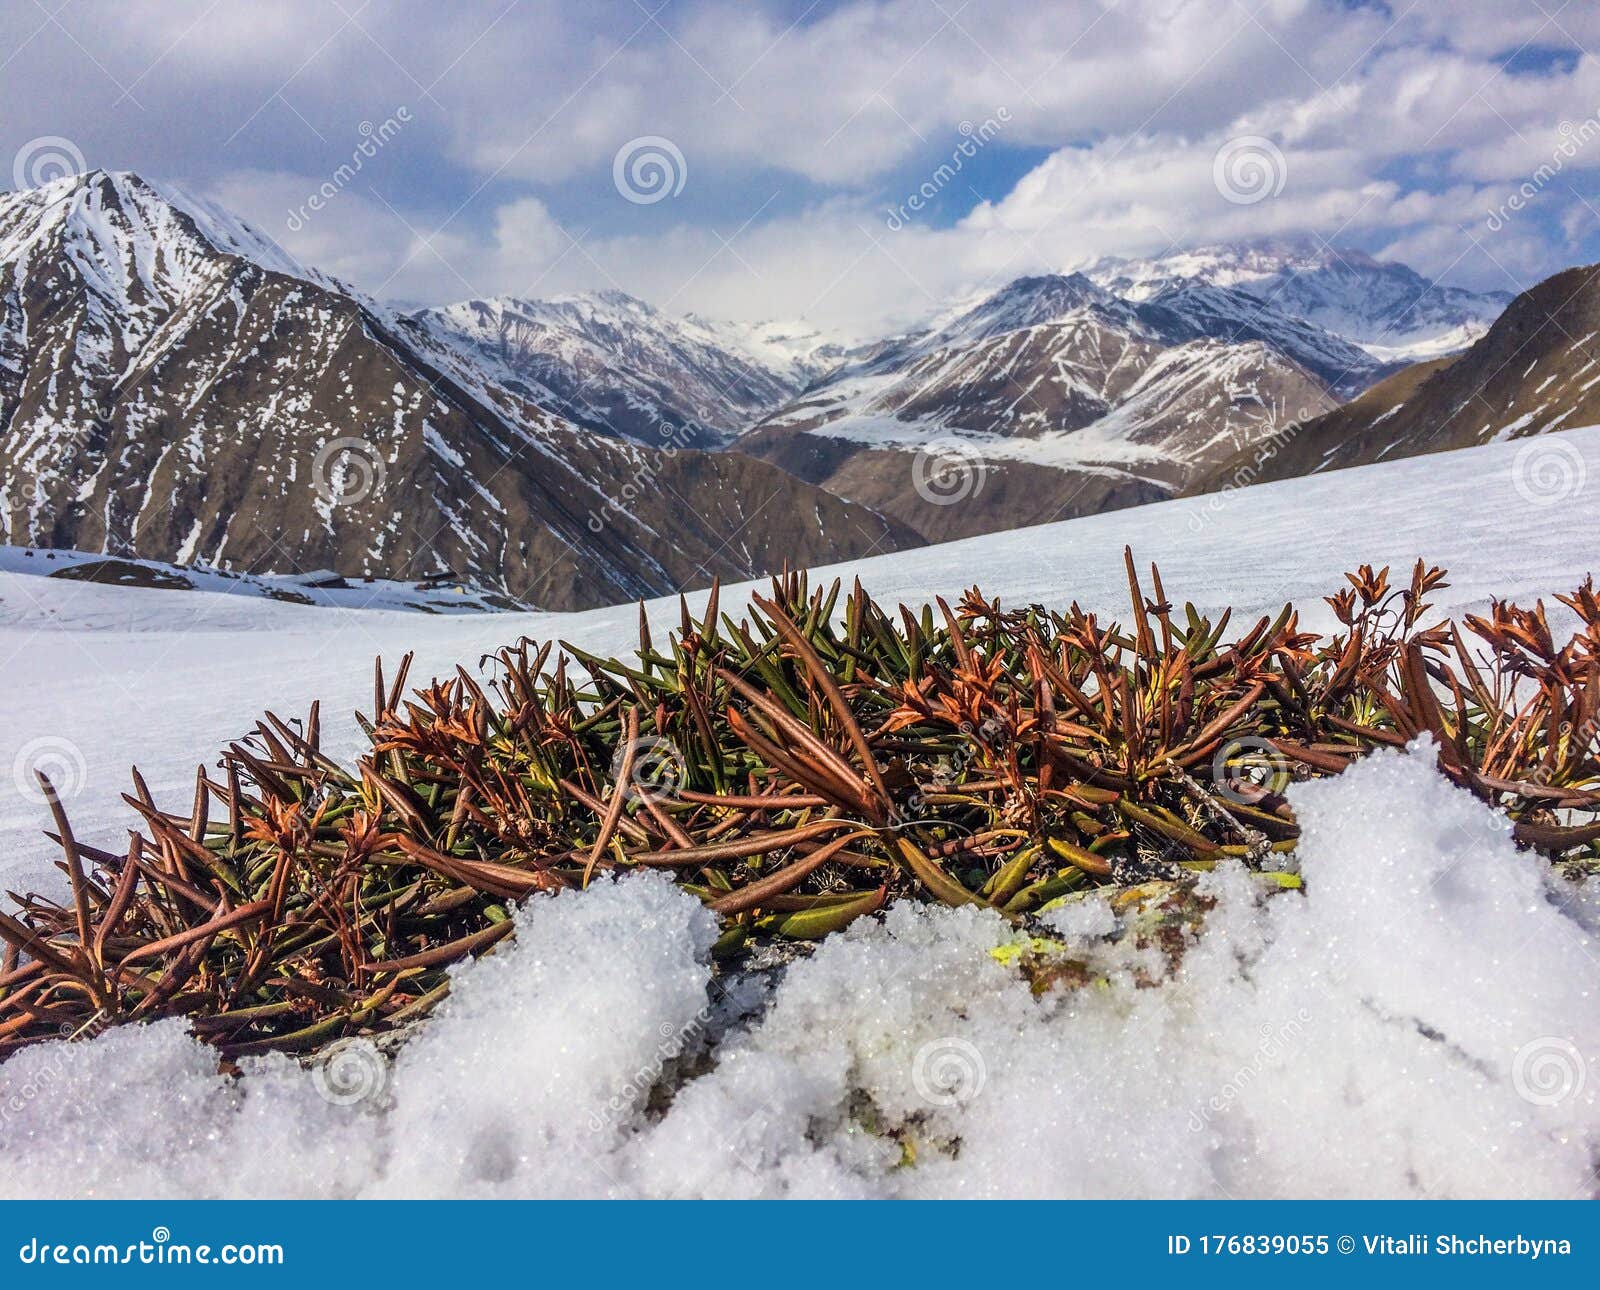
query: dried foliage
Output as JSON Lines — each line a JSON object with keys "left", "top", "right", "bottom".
{"left": 3, "top": 551, "right": 1598, "bottom": 1058}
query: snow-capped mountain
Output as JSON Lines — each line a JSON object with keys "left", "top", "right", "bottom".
{"left": 683, "top": 312, "right": 845, "bottom": 389}
{"left": 1090, "top": 240, "right": 1512, "bottom": 363}
{"left": 413, "top": 291, "right": 840, "bottom": 446}
{"left": 0, "top": 173, "right": 1542, "bottom": 601}
{"left": 0, "top": 171, "right": 910, "bottom": 610}
{"left": 1201, "top": 258, "right": 1600, "bottom": 486}
{"left": 735, "top": 273, "right": 1337, "bottom": 542}
{"left": 1130, "top": 281, "right": 1385, "bottom": 397}
{"left": 918, "top": 273, "right": 1132, "bottom": 348}
{"left": 727, "top": 242, "right": 1525, "bottom": 542}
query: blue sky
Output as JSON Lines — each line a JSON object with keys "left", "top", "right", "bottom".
{"left": 2, "top": 0, "right": 1598, "bottom": 336}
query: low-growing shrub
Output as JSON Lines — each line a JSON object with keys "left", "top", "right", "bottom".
{"left": 2, "top": 551, "right": 1596, "bottom": 1057}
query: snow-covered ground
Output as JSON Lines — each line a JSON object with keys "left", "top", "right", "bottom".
{"left": 4, "top": 740, "right": 1599, "bottom": 1199}
{"left": 0, "top": 547, "right": 515, "bottom": 613}
{"left": 1, "top": 428, "right": 1597, "bottom": 1198}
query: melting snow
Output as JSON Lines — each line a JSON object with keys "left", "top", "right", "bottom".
{"left": 1, "top": 741, "right": 1595, "bottom": 1198}
{"left": 0, "top": 427, "right": 1597, "bottom": 1197}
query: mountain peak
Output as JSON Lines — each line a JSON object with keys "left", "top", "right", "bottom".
{"left": 1087, "top": 241, "right": 1509, "bottom": 360}
{"left": 927, "top": 271, "right": 1124, "bottom": 348}
{"left": 1, "top": 166, "right": 315, "bottom": 289}
{"left": 1086, "top": 239, "right": 1345, "bottom": 291}
{"left": 0, "top": 172, "right": 911, "bottom": 611}
{"left": 987, "top": 271, "right": 1107, "bottom": 306}
{"left": 531, "top": 287, "right": 658, "bottom": 316}
{"left": 588, "top": 287, "right": 652, "bottom": 309}
{"left": 412, "top": 285, "right": 840, "bottom": 448}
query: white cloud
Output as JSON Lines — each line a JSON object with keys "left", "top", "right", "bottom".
{"left": 18, "top": 0, "right": 1596, "bottom": 330}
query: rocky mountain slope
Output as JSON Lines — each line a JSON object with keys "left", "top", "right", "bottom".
{"left": 1202, "top": 261, "right": 1600, "bottom": 486}
{"left": 727, "top": 242, "right": 1520, "bottom": 544}
{"left": 385, "top": 239, "right": 1515, "bottom": 553}
{"left": 0, "top": 171, "right": 911, "bottom": 610}
{"left": 734, "top": 274, "right": 1338, "bottom": 542}
{"left": 413, "top": 291, "right": 839, "bottom": 447}
{"left": 1130, "top": 280, "right": 1386, "bottom": 397}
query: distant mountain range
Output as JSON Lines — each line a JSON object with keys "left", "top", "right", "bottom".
{"left": 733, "top": 273, "right": 1332, "bottom": 541}
{"left": 728, "top": 243, "right": 1516, "bottom": 542}
{"left": 1088, "top": 240, "right": 1513, "bottom": 362}
{"left": 413, "top": 291, "right": 840, "bottom": 447}
{"left": 0, "top": 171, "right": 909, "bottom": 611}
{"left": 0, "top": 171, "right": 1569, "bottom": 608}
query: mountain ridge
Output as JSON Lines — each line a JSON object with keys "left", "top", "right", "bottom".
{"left": 0, "top": 170, "right": 913, "bottom": 610}
{"left": 732, "top": 271, "right": 1342, "bottom": 541}
{"left": 0, "top": 172, "right": 1550, "bottom": 609}
{"left": 1197, "top": 260, "right": 1600, "bottom": 488}
{"left": 411, "top": 289, "right": 843, "bottom": 447}
{"left": 1088, "top": 240, "right": 1512, "bottom": 362}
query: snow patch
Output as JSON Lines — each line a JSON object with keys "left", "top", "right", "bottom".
{"left": 3, "top": 742, "right": 1595, "bottom": 1198}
